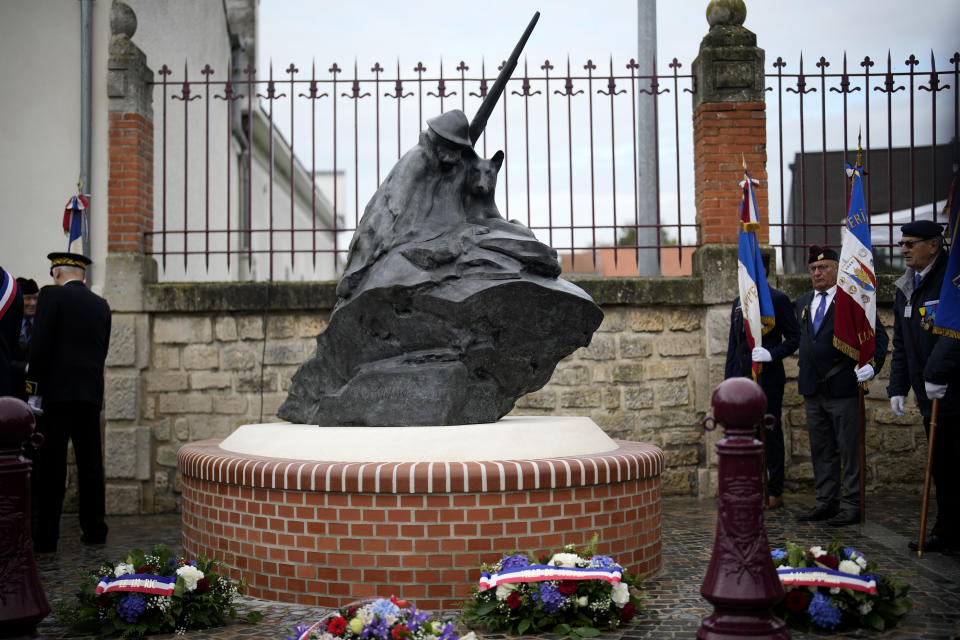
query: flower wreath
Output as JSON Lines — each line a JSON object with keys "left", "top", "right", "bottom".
{"left": 290, "top": 596, "right": 475, "bottom": 640}
{"left": 461, "top": 538, "right": 647, "bottom": 639}
{"left": 60, "top": 544, "right": 261, "bottom": 636}
{"left": 771, "top": 540, "right": 911, "bottom": 632}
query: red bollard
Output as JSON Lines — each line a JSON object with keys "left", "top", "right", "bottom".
{"left": 698, "top": 378, "right": 788, "bottom": 639}
{"left": 0, "top": 396, "right": 50, "bottom": 636}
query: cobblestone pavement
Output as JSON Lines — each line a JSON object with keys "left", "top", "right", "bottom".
{"left": 30, "top": 492, "right": 960, "bottom": 639}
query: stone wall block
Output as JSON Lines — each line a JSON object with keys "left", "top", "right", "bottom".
{"left": 560, "top": 389, "right": 602, "bottom": 408}
{"left": 552, "top": 365, "right": 591, "bottom": 386}
{"left": 645, "top": 362, "right": 689, "bottom": 380}
{"left": 190, "top": 372, "right": 233, "bottom": 390}
{"left": 106, "top": 314, "right": 137, "bottom": 366}
{"left": 263, "top": 341, "right": 310, "bottom": 365}
{"left": 266, "top": 315, "right": 296, "bottom": 339}
{"left": 624, "top": 387, "right": 655, "bottom": 410}
{"left": 104, "top": 372, "right": 139, "bottom": 420}
{"left": 221, "top": 345, "right": 259, "bottom": 370}
{"left": 237, "top": 371, "right": 278, "bottom": 393}
{"left": 157, "top": 394, "right": 213, "bottom": 414}
{"left": 875, "top": 455, "right": 925, "bottom": 484}
{"left": 596, "top": 309, "right": 625, "bottom": 333}
{"left": 105, "top": 427, "right": 137, "bottom": 478}
{"left": 154, "top": 316, "right": 211, "bottom": 344}
{"left": 215, "top": 316, "right": 238, "bottom": 341}
{"left": 664, "top": 448, "right": 699, "bottom": 466}
{"left": 706, "top": 306, "right": 732, "bottom": 355}
{"left": 155, "top": 470, "right": 169, "bottom": 493}
{"left": 278, "top": 366, "right": 299, "bottom": 391}
{"left": 697, "top": 468, "right": 718, "bottom": 498}
{"left": 189, "top": 416, "right": 234, "bottom": 441}
{"left": 620, "top": 335, "right": 653, "bottom": 359}
{"left": 782, "top": 357, "right": 799, "bottom": 378}
{"left": 604, "top": 387, "right": 621, "bottom": 409}
{"left": 592, "top": 414, "right": 636, "bottom": 440}
{"left": 259, "top": 393, "right": 289, "bottom": 419}
{"left": 666, "top": 310, "right": 700, "bottom": 332}
{"left": 786, "top": 461, "right": 814, "bottom": 482}
{"left": 156, "top": 444, "right": 179, "bottom": 467}
{"left": 154, "top": 418, "right": 170, "bottom": 441}
{"left": 612, "top": 363, "right": 644, "bottom": 383}
{"left": 213, "top": 395, "right": 248, "bottom": 414}
{"left": 657, "top": 381, "right": 691, "bottom": 407}
{"left": 143, "top": 396, "right": 156, "bottom": 420}
{"left": 152, "top": 346, "right": 180, "bottom": 371}
{"left": 513, "top": 389, "right": 557, "bottom": 410}
{"left": 660, "top": 425, "right": 703, "bottom": 446}
{"left": 629, "top": 310, "right": 663, "bottom": 332}
{"left": 174, "top": 417, "right": 189, "bottom": 440}
{"left": 578, "top": 335, "right": 616, "bottom": 360}
{"left": 105, "top": 483, "right": 141, "bottom": 515}
{"left": 660, "top": 469, "right": 694, "bottom": 495}
{"left": 881, "top": 428, "right": 916, "bottom": 453}
{"left": 144, "top": 371, "right": 189, "bottom": 392}
{"left": 237, "top": 316, "right": 264, "bottom": 340}
{"left": 182, "top": 344, "right": 220, "bottom": 370}
{"left": 791, "top": 427, "right": 810, "bottom": 456}
{"left": 657, "top": 334, "right": 701, "bottom": 357}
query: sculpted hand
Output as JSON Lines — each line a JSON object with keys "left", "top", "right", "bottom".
{"left": 925, "top": 381, "right": 948, "bottom": 400}
{"left": 889, "top": 396, "right": 906, "bottom": 417}
{"left": 855, "top": 364, "right": 875, "bottom": 382}
{"left": 751, "top": 347, "right": 772, "bottom": 363}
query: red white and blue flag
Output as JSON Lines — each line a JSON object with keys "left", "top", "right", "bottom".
{"left": 63, "top": 194, "right": 90, "bottom": 255}
{"left": 0, "top": 267, "right": 19, "bottom": 322}
{"left": 737, "top": 169, "right": 775, "bottom": 380}
{"left": 933, "top": 169, "right": 960, "bottom": 340}
{"left": 833, "top": 163, "right": 877, "bottom": 367}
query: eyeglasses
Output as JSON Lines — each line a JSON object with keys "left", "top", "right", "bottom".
{"left": 897, "top": 239, "right": 930, "bottom": 249}
{"left": 808, "top": 264, "right": 835, "bottom": 273}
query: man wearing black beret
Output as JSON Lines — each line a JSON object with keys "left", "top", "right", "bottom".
{"left": 796, "top": 244, "right": 888, "bottom": 526}
{"left": 887, "top": 219, "right": 960, "bottom": 552}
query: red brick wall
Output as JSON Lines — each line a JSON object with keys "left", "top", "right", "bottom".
{"left": 179, "top": 441, "right": 663, "bottom": 610}
{"left": 108, "top": 112, "right": 153, "bottom": 252}
{"left": 693, "top": 101, "right": 767, "bottom": 245}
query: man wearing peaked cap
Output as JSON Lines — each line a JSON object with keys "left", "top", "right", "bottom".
{"left": 27, "top": 251, "right": 111, "bottom": 553}
{"left": 795, "top": 244, "right": 889, "bottom": 526}
{"left": 887, "top": 219, "right": 960, "bottom": 552}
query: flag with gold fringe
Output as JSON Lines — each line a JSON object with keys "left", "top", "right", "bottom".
{"left": 933, "top": 169, "right": 960, "bottom": 340}
{"left": 736, "top": 168, "right": 775, "bottom": 380}
{"left": 833, "top": 163, "right": 877, "bottom": 367}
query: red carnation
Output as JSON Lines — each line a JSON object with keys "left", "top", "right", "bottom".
{"left": 785, "top": 590, "right": 811, "bottom": 613}
{"left": 506, "top": 592, "right": 522, "bottom": 609}
{"left": 347, "top": 606, "right": 358, "bottom": 618}
{"left": 327, "top": 616, "right": 347, "bottom": 636}
{"left": 558, "top": 581, "right": 579, "bottom": 595}
{"left": 137, "top": 565, "right": 154, "bottom": 574}
{"left": 815, "top": 554, "right": 839, "bottom": 570}
{"left": 195, "top": 578, "right": 210, "bottom": 594}
{"left": 620, "top": 602, "right": 636, "bottom": 622}
{"left": 391, "top": 624, "right": 410, "bottom": 640}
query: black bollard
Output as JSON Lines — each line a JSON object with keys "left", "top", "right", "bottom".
{"left": 0, "top": 396, "right": 50, "bottom": 636}
{"left": 698, "top": 378, "right": 788, "bottom": 639}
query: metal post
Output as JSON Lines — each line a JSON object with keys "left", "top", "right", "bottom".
{"left": 636, "top": 0, "right": 659, "bottom": 274}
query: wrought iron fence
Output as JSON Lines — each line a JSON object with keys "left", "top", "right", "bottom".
{"left": 145, "top": 50, "right": 959, "bottom": 281}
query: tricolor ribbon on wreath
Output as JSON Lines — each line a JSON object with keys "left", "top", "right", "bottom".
{"left": 94, "top": 573, "right": 178, "bottom": 596}
{"left": 478, "top": 564, "right": 622, "bottom": 591}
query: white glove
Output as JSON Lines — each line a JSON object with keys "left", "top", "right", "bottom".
{"left": 751, "top": 347, "right": 772, "bottom": 363}
{"left": 925, "top": 381, "right": 948, "bottom": 400}
{"left": 27, "top": 395, "right": 44, "bottom": 416}
{"left": 890, "top": 396, "right": 906, "bottom": 417}
{"left": 855, "top": 364, "right": 875, "bottom": 382}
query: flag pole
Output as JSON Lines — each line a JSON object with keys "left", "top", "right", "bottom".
{"left": 918, "top": 398, "right": 939, "bottom": 558}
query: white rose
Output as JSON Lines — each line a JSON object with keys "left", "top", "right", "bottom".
{"left": 829, "top": 587, "right": 840, "bottom": 595}
{"left": 808, "top": 546, "right": 823, "bottom": 556}
{"left": 549, "top": 553, "right": 583, "bottom": 568}
{"left": 610, "top": 582, "right": 630, "bottom": 606}
{"left": 855, "top": 556, "right": 868, "bottom": 570}
{"left": 495, "top": 583, "right": 516, "bottom": 601}
{"left": 577, "top": 596, "right": 588, "bottom": 607}
{"left": 176, "top": 565, "right": 205, "bottom": 592}
{"left": 838, "top": 559, "right": 861, "bottom": 575}
{"left": 858, "top": 602, "right": 873, "bottom": 615}
{"left": 114, "top": 563, "right": 135, "bottom": 578}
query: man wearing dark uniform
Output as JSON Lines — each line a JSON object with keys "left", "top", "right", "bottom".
{"left": 887, "top": 220, "right": 960, "bottom": 552}
{"left": 10, "top": 277, "right": 38, "bottom": 400}
{"left": 27, "top": 252, "right": 111, "bottom": 552}
{"left": 0, "top": 266, "right": 23, "bottom": 397}
{"left": 796, "top": 245, "right": 888, "bottom": 526}
{"left": 724, "top": 254, "right": 800, "bottom": 509}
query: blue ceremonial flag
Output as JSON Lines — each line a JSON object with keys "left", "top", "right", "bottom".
{"left": 933, "top": 170, "right": 960, "bottom": 340}
{"left": 736, "top": 168, "right": 775, "bottom": 380}
{"left": 834, "top": 163, "right": 877, "bottom": 367}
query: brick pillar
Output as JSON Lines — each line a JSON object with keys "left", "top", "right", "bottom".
{"left": 103, "top": 1, "right": 156, "bottom": 516}
{"left": 690, "top": 0, "right": 767, "bottom": 302}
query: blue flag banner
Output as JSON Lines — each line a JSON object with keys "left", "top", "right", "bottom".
{"left": 736, "top": 169, "right": 775, "bottom": 379}
{"left": 933, "top": 170, "right": 960, "bottom": 340}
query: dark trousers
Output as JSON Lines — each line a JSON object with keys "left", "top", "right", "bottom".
{"left": 33, "top": 401, "right": 107, "bottom": 550}
{"left": 804, "top": 393, "right": 860, "bottom": 513}
{"left": 759, "top": 385, "right": 785, "bottom": 497}
{"left": 924, "top": 413, "right": 960, "bottom": 538}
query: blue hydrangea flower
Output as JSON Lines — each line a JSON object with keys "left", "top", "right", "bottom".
{"left": 116, "top": 593, "right": 147, "bottom": 623}
{"left": 369, "top": 598, "right": 401, "bottom": 620}
{"left": 538, "top": 583, "right": 566, "bottom": 613}
{"left": 589, "top": 555, "right": 618, "bottom": 569}
{"left": 808, "top": 592, "right": 842, "bottom": 629}
{"left": 771, "top": 548, "right": 787, "bottom": 560}
{"left": 501, "top": 554, "right": 531, "bottom": 571}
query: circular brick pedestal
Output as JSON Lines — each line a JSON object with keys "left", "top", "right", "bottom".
{"left": 178, "top": 427, "right": 663, "bottom": 610}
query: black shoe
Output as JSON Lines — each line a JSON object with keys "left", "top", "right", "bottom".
{"left": 796, "top": 504, "right": 838, "bottom": 522}
{"left": 826, "top": 511, "right": 860, "bottom": 526}
{"left": 908, "top": 533, "right": 958, "bottom": 552}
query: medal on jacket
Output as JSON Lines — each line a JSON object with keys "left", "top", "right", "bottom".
{"left": 919, "top": 305, "right": 931, "bottom": 331}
